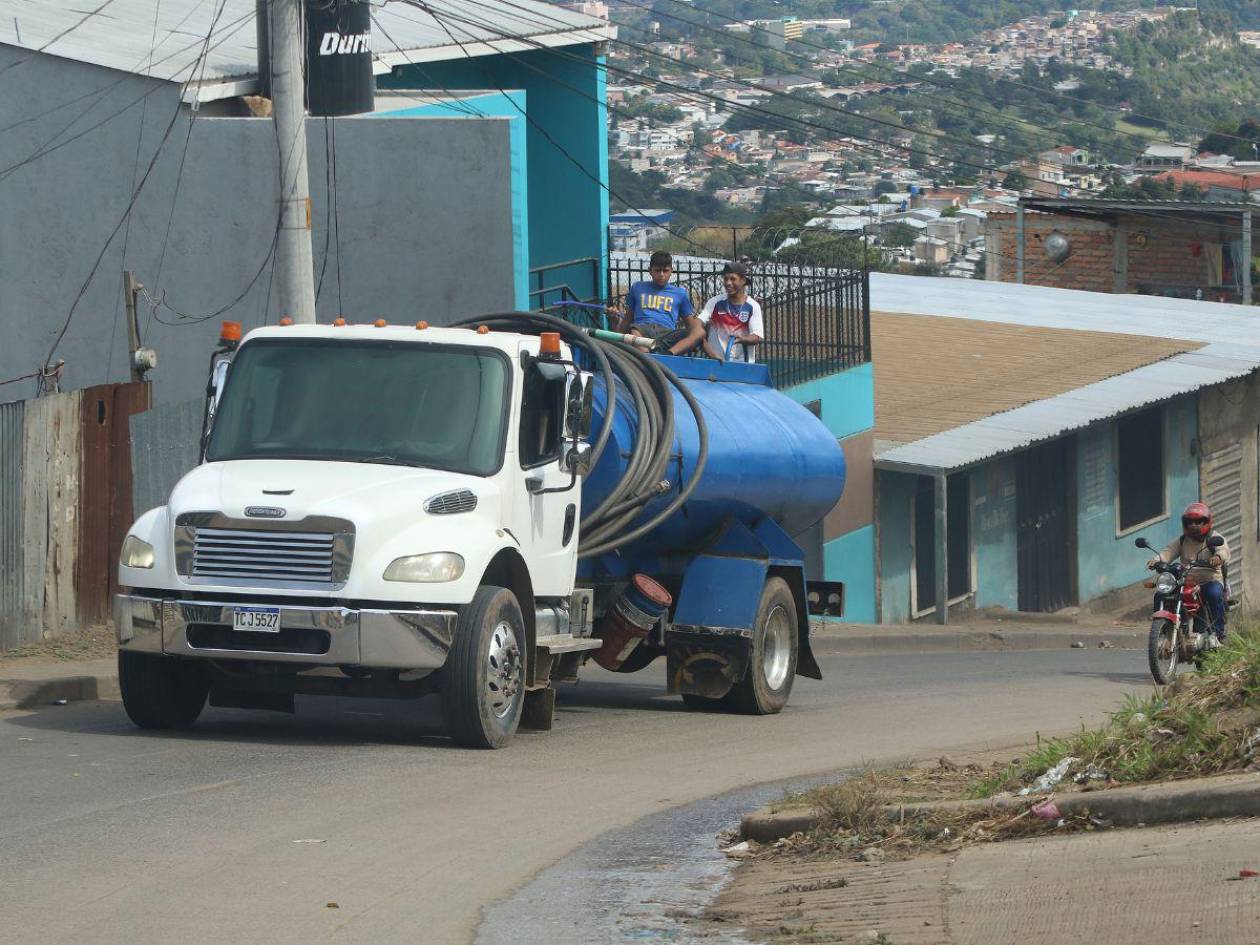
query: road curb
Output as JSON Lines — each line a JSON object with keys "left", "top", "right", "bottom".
{"left": 741, "top": 772, "right": 1260, "bottom": 843}
{"left": 0, "top": 673, "right": 119, "bottom": 712}
{"left": 809, "top": 628, "right": 1144, "bottom": 654}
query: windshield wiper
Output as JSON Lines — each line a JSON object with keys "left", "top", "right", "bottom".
{"left": 340, "top": 455, "right": 418, "bottom": 467}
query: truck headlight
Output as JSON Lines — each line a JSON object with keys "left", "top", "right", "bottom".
{"left": 121, "top": 535, "right": 155, "bottom": 569}
{"left": 383, "top": 552, "right": 465, "bottom": 583}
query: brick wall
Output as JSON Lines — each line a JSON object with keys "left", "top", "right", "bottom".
{"left": 986, "top": 211, "right": 1227, "bottom": 295}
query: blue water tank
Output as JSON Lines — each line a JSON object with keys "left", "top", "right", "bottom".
{"left": 581, "top": 355, "right": 846, "bottom": 560}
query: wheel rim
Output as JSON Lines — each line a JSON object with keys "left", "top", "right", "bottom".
{"left": 761, "top": 604, "right": 793, "bottom": 691}
{"left": 1157, "top": 626, "right": 1177, "bottom": 677}
{"left": 486, "top": 620, "right": 522, "bottom": 719}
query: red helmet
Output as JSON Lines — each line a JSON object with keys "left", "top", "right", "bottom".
{"left": 1182, "top": 502, "right": 1212, "bottom": 539}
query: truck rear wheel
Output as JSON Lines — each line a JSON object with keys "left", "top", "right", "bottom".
{"left": 443, "top": 586, "right": 525, "bottom": 749}
{"left": 724, "top": 576, "right": 798, "bottom": 715}
{"left": 118, "top": 651, "right": 210, "bottom": 729}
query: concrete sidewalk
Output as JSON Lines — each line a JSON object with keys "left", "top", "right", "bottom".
{"left": 704, "top": 818, "right": 1260, "bottom": 945}
{"left": 0, "top": 657, "right": 118, "bottom": 711}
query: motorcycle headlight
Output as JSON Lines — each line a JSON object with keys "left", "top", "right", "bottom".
{"left": 383, "top": 552, "right": 465, "bottom": 583}
{"left": 1155, "top": 573, "right": 1177, "bottom": 594}
{"left": 120, "top": 535, "right": 155, "bottom": 569}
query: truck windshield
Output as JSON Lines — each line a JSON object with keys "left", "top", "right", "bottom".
{"left": 205, "top": 339, "right": 510, "bottom": 475}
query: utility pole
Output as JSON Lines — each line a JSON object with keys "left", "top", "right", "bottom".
{"left": 123, "top": 270, "right": 156, "bottom": 382}
{"left": 268, "top": 0, "right": 317, "bottom": 323}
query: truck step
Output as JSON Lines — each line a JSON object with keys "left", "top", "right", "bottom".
{"left": 536, "top": 634, "right": 602, "bottom": 654}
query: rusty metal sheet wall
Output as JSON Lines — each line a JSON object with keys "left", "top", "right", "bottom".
{"left": 76, "top": 382, "right": 151, "bottom": 626}
{"left": 0, "top": 400, "right": 24, "bottom": 650}
{"left": 131, "top": 397, "right": 203, "bottom": 517}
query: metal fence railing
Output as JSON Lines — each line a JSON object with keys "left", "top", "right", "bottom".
{"left": 607, "top": 253, "right": 871, "bottom": 389}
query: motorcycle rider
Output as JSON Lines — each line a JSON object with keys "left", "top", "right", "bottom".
{"left": 1147, "top": 502, "right": 1231, "bottom": 646}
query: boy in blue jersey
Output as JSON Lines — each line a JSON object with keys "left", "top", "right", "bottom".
{"left": 611, "top": 251, "right": 696, "bottom": 353}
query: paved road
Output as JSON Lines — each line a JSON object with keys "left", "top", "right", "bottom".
{"left": 0, "top": 644, "right": 1145, "bottom": 945}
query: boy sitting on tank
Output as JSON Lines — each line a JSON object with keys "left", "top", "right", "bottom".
{"left": 608, "top": 251, "right": 697, "bottom": 354}
{"left": 679, "top": 262, "right": 764, "bottom": 364}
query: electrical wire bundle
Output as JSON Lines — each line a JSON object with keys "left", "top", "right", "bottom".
{"left": 452, "top": 312, "right": 708, "bottom": 559}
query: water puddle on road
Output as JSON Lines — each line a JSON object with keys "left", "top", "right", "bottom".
{"left": 476, "top": 773, "right": 842, "bottom": 945}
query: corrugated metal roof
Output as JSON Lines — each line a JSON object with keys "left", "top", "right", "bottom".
{"left": 871, "top": 311, "right": 1199, "bottom": 447}
{"left": 870, "top": 272, "right": 1260, "bottom": 348}
{"left": 1022, "top": 197, "right": 1257, "bottom": 213}
{"left": 875, "top": 342, "right": 1260, "bottom": 474}
{"left": 0, "top": 0, "right": 613, "bottom": 100}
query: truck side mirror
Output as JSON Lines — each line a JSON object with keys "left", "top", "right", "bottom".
{"left": 565, "top": 376, "right": 585, "bottom": 438}
{"left": 579, "top": 378, "right": 595, "bottom": 439}
{"left": 564, "top": 376, "right": 596, "bottom": 440}
{"left": 564, "top": 442, "right": 593, "bottom": 476}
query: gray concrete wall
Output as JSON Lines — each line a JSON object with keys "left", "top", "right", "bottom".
{"left": 0, "top": 47, "right": 519, "bottom": 407}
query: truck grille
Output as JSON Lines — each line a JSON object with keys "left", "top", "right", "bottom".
{"left": 174, "top": 513, "right": 355, "bottom": 587}
{"left": 192, "top": 528, "right": 336, "bottom": 583}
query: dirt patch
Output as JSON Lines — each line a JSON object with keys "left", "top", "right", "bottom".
{"left": 696, "top": 851, "right": 953, "bottom": 944}
{"left": 0, "top": 624, "right": 115, "bottom": 664}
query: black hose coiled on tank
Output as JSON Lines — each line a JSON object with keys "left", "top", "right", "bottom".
{"left": 451, "top": 312, "right": 708, "bottom": 559}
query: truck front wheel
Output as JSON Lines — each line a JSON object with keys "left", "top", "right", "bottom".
{"left": 118, "top": 651, "right": 210, "bottom": 729}
{"left": 443, "top": 586, "right": 526, "bottom": 749}
{"left": 725, "top": 576, "right": 798, "bottom": 715}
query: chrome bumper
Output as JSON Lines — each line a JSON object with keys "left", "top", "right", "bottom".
{"left": 114, "top": 594, "right": 458, "bottom": 669}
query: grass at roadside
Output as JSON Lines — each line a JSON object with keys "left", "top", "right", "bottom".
{"left": 770, "top": 620, "right": 1260, "bottom": 858}
{"left": 969, "top": 619, "right": 1260, "bottom": 797}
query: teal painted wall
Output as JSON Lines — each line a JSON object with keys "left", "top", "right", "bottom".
{"left": 377, "top": 93, "right": 530, "bottom": 310}
{"left": 385, "top": 45, "right": 608, "bottom": 302}
{"left": 784, "top": 362, "right": 875, "bottom": 441}
{"left": 971, "top": 459, "right": 1019, "bottom": 611}
{"left": 824, "top": 525, "right": 877, "bottom": 624}
{"left": 1076, "top": 398, "right": 1199, "bottom": 601}
{"left": 877, "top": 471, "right": 915, "bottom": 624}
{"left": 877, "top": 396, "right": 1200, "bottom": 622}
{"left": 785, "top": 362, "right": 877, "bottom": 623}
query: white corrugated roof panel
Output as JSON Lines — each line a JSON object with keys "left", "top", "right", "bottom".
{"left": 876, "top": 343, "right": 1260, "bottom": 473}
{"left": 0, "top": 0, "right": 613, "bottom": 99}
{"left": 870, "top": 272, "right": 1260, "bottom": 348}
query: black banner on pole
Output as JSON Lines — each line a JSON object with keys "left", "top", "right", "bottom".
{"left": 306, "top": 0, "right": 375, "bottom": 116}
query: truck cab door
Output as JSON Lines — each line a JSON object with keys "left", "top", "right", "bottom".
{"left": 509, "top": 353, "right": 581, "bottom": 597}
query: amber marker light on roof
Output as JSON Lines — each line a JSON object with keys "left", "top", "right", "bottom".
{"left": 332, "top": 317, "right": 346, "bottom": 327}
{"left": 374, "top": 318, "right": 388, "bottom": 327}
{"left": 278, "top": 316, "right": 294, "bottom": 326}
{"left": 539, "top": 332, "right": 561, "bottom": 356}
{"left": 476, "top": 325, "right": 491, "bottom": 335}
{"left": 220, "top": 321, "right": 243, "bottom": 343}
{"left": 416, "top": 321, "right": 429, "bottom": 330}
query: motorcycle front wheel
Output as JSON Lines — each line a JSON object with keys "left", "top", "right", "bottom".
{"left": 1148, "top": 618, "right": 1179, "bottom": 684}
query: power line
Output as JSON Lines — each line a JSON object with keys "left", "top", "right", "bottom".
{"left": 530, "top": 3, "right": 1258, "bottom": 234}
{"left": 632, "top": 0, "right": 1260, "bottom": 148}
{"left": 405, "top": 0, "right": 1255, "bottom": 278}
{"left": 0, "top": 0, "right": 120, "bottom": 79}
{"left": 609, "top": 0, "right": 1165, "bottom": 154}
{"left": 404, "top": 0, "right": 719, "bottom": 260}
{"left": 0, "top": 9, "right": 256, "bottom": 182}
{"left": 43, "top": 0, "right": 233, "bottom": 371}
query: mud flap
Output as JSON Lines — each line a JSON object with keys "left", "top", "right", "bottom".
{"left": 665, "top": 630, "right": 751, "bottom": 699}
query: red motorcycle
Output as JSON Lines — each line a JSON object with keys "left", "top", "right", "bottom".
{"left": 1134, "top": 535, "right": 1227, "bottom": 684}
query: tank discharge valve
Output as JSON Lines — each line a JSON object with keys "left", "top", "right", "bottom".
{"left": 593, "top": 575, "right": 672, "bottom": 671}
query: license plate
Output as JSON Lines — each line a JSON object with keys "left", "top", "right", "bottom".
{"left": 233, "top": 607, "right": 281, "bottom": 632}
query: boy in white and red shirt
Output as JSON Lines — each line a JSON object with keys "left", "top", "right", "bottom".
{"left": 684, "top": 262, "right": 764, "bottom": 363}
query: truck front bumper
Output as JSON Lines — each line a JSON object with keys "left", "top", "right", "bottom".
{"left": 113, "top": 594, "right": 458, "bottom": 670}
